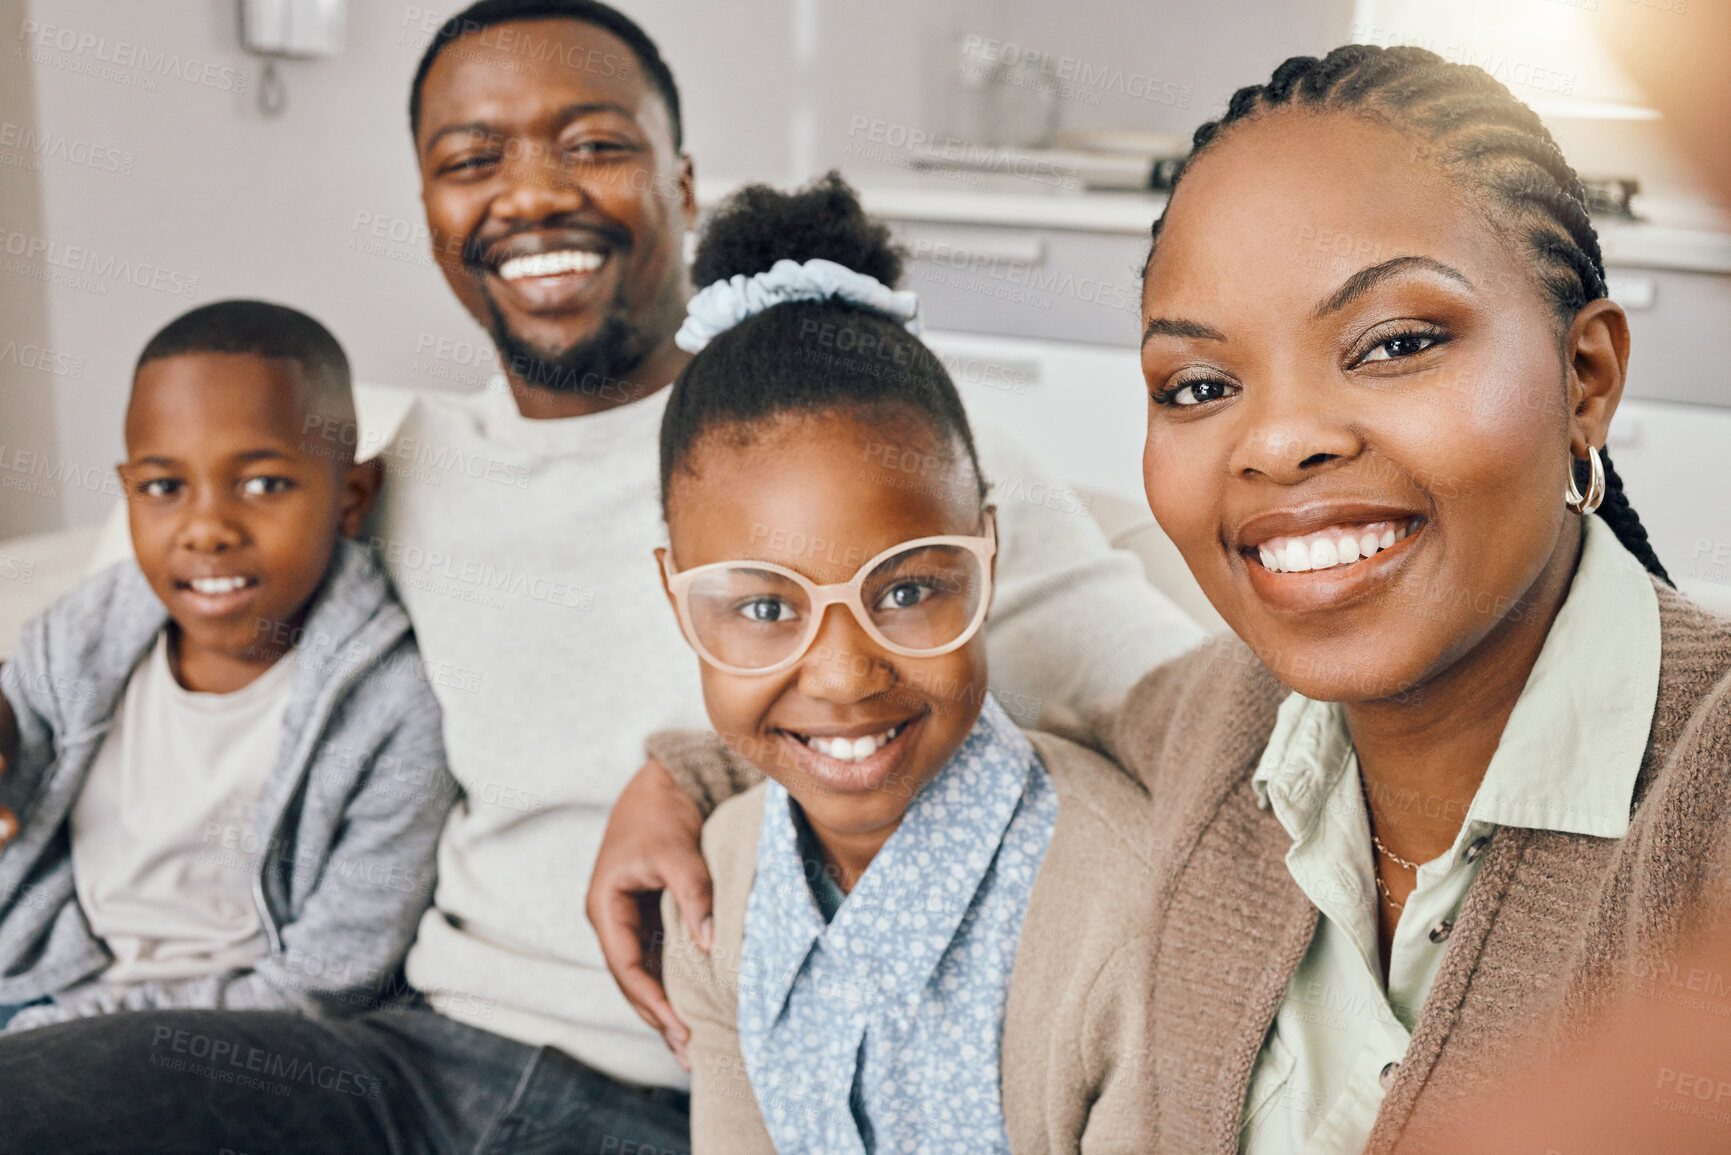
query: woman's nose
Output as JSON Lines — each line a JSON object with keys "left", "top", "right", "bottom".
{"left": 1227, "top": 380, "right": 1363, "bottom": 484}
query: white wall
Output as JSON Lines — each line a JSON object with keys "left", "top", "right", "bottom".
{"left": 0, "top": 0, "right": 65, "bottom": 537}
{"left": 0, "top": 0, "right": 800, "bottom": 533}
{"left": 0, "top": 0, "right": 1402, "bottom": 537}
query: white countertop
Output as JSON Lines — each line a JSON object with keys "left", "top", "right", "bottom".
{"left": 696, "top": 175, "right": 1731, "bottom": 275}
{"left": 698, "top": 174, "right": 1165, "bottom": 236}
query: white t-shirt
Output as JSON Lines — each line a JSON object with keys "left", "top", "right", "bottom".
{"left": 376, "top": 381, "right": 1202, "bottom": 1089}
{"left": 69, "top": 632, "right": 293, "bottom": 984}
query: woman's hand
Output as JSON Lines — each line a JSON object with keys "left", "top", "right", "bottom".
{"left": 586, "top": 755, "right": 714, "bottom": 1067}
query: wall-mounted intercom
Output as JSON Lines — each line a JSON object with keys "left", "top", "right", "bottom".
{"left": 239, "top": 0, "right": 346, "bottom": 58}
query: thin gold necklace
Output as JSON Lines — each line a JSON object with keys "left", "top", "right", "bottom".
{"left": 1373, "top": 875, "right": 1404, "bottom": 912}
{"left": 1363, "top": 778, "right": 1418, "bottom": 912}
{"left": 1370, "top": 831, "right": 1421, "bottom": 872}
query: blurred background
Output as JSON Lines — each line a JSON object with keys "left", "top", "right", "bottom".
{"left": 2, "top": 0, "right": 1727, "bottom": 639}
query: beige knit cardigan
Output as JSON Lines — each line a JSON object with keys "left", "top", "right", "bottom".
{"left": 656, "top": 581, "right": 1731, "bottom": 1153}
{"left": 655, "top": 730, "right": 1166, "bottom": 1154}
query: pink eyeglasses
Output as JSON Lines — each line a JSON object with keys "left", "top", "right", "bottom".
{"left": 660, "top": 513, "right": 997, "bottom": 676}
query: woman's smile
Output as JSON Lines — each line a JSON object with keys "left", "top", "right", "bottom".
{"left": 1241, "top": 515, "right": 1426, "bottom": 615}
{"left": 1231, "top": 499, "right": 1430, "bottom": 615}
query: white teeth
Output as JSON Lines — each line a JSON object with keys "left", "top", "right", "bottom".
{"left": 189, "top": 576, "right": 248, "bottom": 595}
{"left": 1253, "top": 519, "right": 1418, "bottom": 575}
{"left": 803, "top": 725, "right": 901, "bottom": 763}
{"left": 497, "top": 250, "right": 605, "bottom": 281}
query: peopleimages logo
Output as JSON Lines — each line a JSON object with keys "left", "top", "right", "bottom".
{"left": 0, "top": 121, "right": 134, "bottom": 175}
{"left": 148, "top": 1026, "right": 382, "bottom": 1101}
{"left": 0, "top": 339, "right": 85, "bottom": 379}
{"left": 16, "top": 20, "right": 249, "bottom": 93}
{"left": 0, "top": 226, "right": 200, "bottom": 298}
{"left": 959, "top": 35, "right": 1193, "bottom": 108}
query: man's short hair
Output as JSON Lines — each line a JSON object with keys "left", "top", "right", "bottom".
{"left": 408, "top": 0, "right": 684, "bottom": 150}
{"left": 136, "top": 299, "right": 354, "bottom": 429}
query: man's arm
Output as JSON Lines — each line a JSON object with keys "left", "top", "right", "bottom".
{"left": 643, "top": 729, "right": 766, "bottom": 819}
{"left": 588, "top": 728, "right": 768, "bottom": 1047}
{"left": 588, "top": 752, "right": 717, "bottom": 1054}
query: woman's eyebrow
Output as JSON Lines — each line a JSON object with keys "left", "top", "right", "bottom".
{"left": 1313, "top": 255, "right": 1475, "bottom": 318}
{"left": 1141, "top": 317, "right": 1227, "bottom": 345}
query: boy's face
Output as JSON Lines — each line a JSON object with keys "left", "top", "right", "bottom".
{"left": 662, "top": 412, "right": 991, "bottom": 857}
{"left": 120, "top": 353, "right": 378, "bottom": 675}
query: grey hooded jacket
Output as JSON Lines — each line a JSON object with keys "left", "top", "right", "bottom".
{"left": 0, "top": 537, "right": 457, "bottom": 1018}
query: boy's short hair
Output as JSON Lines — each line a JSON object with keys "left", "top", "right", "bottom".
{"left": 135, "top": 299, "right": 356, "bottom": 434}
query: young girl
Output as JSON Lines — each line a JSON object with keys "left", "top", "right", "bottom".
{"left": 605, "top": 44, "right": 1731, "bottom": 1154}
{"left": 651, "top": 175, "right": 1160, "bottom": 1154}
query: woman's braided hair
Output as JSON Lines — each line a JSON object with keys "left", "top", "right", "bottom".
{"left": 1148, "top": 44, "right": 1671, "bottom": 583}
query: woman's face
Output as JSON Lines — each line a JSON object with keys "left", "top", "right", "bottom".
{"left": 1140, "top": 111, "right": 1622, "bottom": 702}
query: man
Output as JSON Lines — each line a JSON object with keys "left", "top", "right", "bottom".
{"left": 0, "top": 2, "right": 1199, "bottom": 1150}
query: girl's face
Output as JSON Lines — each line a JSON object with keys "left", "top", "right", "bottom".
{"left": 662, "top": 410, "right": 991, "bottom": 847}
{"left": 1140, "top": 111, "right": 1626, "bottom": 702}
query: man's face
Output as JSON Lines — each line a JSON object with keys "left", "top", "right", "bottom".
{"left": 415, "top": 18, "right": 695, "bottom": 394}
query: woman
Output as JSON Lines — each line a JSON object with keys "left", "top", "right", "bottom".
{"left": 591, "top": 44, "right": 1731, "bottom": 1153}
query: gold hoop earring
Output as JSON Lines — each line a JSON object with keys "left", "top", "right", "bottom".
{"left": 1564, "top": 444, "right": 1605, "bottom": 515}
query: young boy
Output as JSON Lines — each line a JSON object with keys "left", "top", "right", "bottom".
{"left": 0, "top": 300, "right": 456, "bottom": 1030}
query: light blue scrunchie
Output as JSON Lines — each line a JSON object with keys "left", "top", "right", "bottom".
{"left": 673, "top": 257, "right": 922, "bottom": 354}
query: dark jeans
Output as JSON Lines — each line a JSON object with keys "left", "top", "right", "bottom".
{"left": 0, "top": 1001, "right": 690, "bottom": 1155}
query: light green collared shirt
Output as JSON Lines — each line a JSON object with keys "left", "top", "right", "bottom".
{"left": 1238, "top": 514, "right": 1661, "bottom": 1154}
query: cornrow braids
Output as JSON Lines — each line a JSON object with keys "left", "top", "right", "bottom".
{"left": 1147, "top": 44, "right": 1669, "bottom": 584}
{"left": 1591, "top": 450, "right": 1669, "bottom": 583}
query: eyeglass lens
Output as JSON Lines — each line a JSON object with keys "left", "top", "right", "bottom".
{"left": 683, "top": 544, "right": 986, "bottom": 670}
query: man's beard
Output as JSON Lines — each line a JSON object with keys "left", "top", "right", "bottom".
{"left": 481, "top": 286, "right": 657, "bottom": 398}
